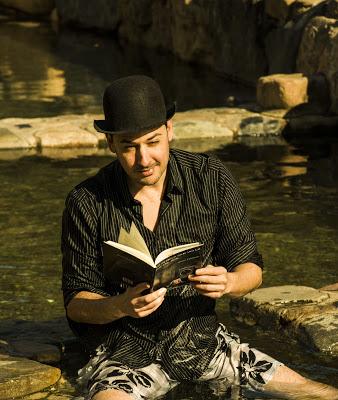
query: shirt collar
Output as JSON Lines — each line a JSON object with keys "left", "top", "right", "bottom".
{"left": 166, "top": 150, "right": 184, "bottom": 195}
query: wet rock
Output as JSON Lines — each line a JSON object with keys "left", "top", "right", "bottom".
{"left": 257, "top": 73, "right": 308, "bottom": 109}
{"left": 230, "top": 285, "right": 338, "bottom": 355}
{"left": 0, "top": 354, "right": 61, "bottom": 398}
{"left": 297, "top": 14, "right": 338, "bottom": 114}
{"left": 0, "top": 0, "right": 55, "bottom": 15}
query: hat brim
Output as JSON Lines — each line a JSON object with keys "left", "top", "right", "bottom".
{"left": 94, "top": 102, "right": 176, "bottom": 135}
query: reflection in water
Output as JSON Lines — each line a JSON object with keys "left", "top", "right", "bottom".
{"left": 0, "top": 19, "right": 255, "bottom": 118}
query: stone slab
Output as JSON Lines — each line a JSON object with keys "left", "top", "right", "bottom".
{"left": 230, "top": 285, "right": 338, "bottom": 355}
{"left": 0, "top": 127, "right": 34, "bottom": 149}
{"left": 0, "top": 354, "right": 61, "bottom": 398}
{"left": 243, "top": 285, "right": 329, "bottom": 305}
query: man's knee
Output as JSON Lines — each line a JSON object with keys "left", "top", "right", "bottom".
{"left": 92, "top": 389, "right": 134, "bottom": 400}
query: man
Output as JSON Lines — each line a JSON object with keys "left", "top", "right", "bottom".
{"left": 62, "top": 75, "right": 338, "bottom": 400}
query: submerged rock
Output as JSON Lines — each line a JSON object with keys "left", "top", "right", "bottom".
{"left": 230, "top": 285, "right": 338, "bottom": 355}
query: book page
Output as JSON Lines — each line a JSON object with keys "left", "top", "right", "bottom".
{"left": 104, "top": 241, "right": 155, "bottom": 268}
{"left": 118, "top": 223, "right": 152, "bottom": 258}
{"left": 154, "top": 242, "right": 201, "bottom": 265}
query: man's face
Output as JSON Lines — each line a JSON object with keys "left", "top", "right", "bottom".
{"left": 107, "top": 121, "right": 173, "bottom": 190}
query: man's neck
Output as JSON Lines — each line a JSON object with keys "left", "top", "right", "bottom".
{"left": 128, "top": 171, "right": 168, "bottom": 202}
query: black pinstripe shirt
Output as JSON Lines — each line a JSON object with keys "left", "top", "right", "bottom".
{"left": 61, "top": 148, "right": 263, "bottom": 380}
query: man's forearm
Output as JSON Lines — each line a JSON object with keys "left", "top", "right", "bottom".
{"left": 227, "top": 262, "right": 262, "bottom": 298}
{"left": 66, "top": 291, "right": 125, "bottom": 325}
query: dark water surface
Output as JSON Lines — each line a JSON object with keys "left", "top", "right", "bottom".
{"left": 0, "top": 16, "right": 338, "bottom": 399}
{"left": 0, "top": 18, "right": 254, "bottom": 119}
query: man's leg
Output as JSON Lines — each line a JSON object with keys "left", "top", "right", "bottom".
{"left": 92, "top": 389, "right": 133, "bottom": 400}
{"left": 199, "top": 324, "right": 338, "bottom": 400}
{"left": 264, "top": 364, "right": 338, "bottom": 400}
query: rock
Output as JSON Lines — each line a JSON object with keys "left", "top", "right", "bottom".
{"left": 55, "top": 0, "right": 120, "bottom": 31}
{"left": 285, "top": 114, "right": 338, "bottom": 134}
{"left": 0, "top": 128, "right": 26, "bottom": 149}
{"left": 297, "top": 15, "right": 338, "bottom": 114}
{"left": 0, "top": 115, "right": 101, "bottom": 149}
{"left": 10, "top": 341, "right": 61, "bottom": 364}
{"left": 0, "top": 0, "right": 55, "bottom": 15}
{"left": 56, "top": 0, "right": 267, "bottom": 84}
{"left": 291, "top": 0, "right": 326, "bottom": 19}
{"left": 265, "top": 1, "right": 327, "bottom": 74}
{"left": 320, "top": 282, "right": 338, "bottom": 291}
{"left": 0, "top": 355, "right": 61, "bottom": 398}
{"left": 230, "top": 285, "right": 338, "bottom": 355}
{"left": 265, "top": 0, "right": 296, "bottom": 23}
{"left": 24, "top": 392, "right": 49, "bottom": 400}
{"left": 257, "top": 73, "right": 308, "bottom": 109}
{"left": 240, "top": 285, "right": 330, "bottom": 305}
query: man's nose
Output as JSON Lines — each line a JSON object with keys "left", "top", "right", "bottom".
{"left": 136, "top": 145, "right": 151, "bottom": 166}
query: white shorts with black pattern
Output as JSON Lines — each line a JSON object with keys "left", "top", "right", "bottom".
{"left": 77, "top": 323, "right": 283, "bottom": 400}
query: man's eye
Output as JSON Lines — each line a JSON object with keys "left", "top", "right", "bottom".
{"left": 149, "top": 140, "right": 160, "bottom": 145}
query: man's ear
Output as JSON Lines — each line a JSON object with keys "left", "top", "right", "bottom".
{"left": 106, "top": 134, "right": 116, "bottom": 153}
{"left": 166, "top": 119, "right": 174, "bottom": 142}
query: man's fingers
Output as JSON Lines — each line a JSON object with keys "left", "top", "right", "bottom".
{"left": 134, "top": 294, "right": 165, "bottom": 313}
{"left": 132, "top": 287, "right": 167, "bottom": 307}
{"left": 193, "top": 284, "right": 225, "bottom": 292}
{"left": 194, "top": 266, "right": 227, "bottom": 275}
{"left": 189, "top": 274, "right": 226, "bottom": 284}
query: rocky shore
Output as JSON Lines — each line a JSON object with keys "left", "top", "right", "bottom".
{"left": 1, "top": 105, "right": 337, "bottom": 156}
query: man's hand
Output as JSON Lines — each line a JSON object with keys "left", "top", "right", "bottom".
{"left": 118, "top": 283, "right": 167, "bottom": 318}
{"left": 188, "top": 265, "right": 234, "bottom": 299}
{"left": 188, "top": 263, "right": 262, "bottom": 299}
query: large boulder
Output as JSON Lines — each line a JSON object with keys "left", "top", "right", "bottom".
{"left": 297, "top": 14, "right": 338, "bottom": 114}
{"left": 257, "top": 73, "right": 308, "bottom": 109}
{"left": 0, "top": 0, "right": 54, "bottom": 15}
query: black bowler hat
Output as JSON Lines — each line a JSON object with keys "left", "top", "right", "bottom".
{"left": 94, "top": 75, "right": 175, "bottom": 135}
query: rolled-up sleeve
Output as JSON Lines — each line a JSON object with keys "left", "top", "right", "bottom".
{"left": 214, "top": 163, "right": 263, "bottom": 271}
{"left": 61, "top": 188, "right": 109, "bottom": 307}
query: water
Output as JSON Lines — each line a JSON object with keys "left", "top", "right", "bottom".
{"left": 0, "top": 15, "right": 337, "bottom": 399}
{"left": 0, "top": 18, "right": 255, "bottom": 119}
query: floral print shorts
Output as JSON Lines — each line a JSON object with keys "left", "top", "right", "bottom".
{"left": 77, "top": 323, "right": 283, "bottom": 400}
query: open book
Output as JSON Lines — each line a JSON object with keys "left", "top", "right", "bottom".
{"left": 103, "top": 222, "right": 204, "bottom": 291}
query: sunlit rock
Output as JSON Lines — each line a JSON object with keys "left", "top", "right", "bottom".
{"left": 230, "top": 285, "right": 338, "bottom": 355}
{"left": 257, "top": 73, "right": 308, "bottom": 109}
{"left": 0, "top": 355, "right": 61, "bottom": 398}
